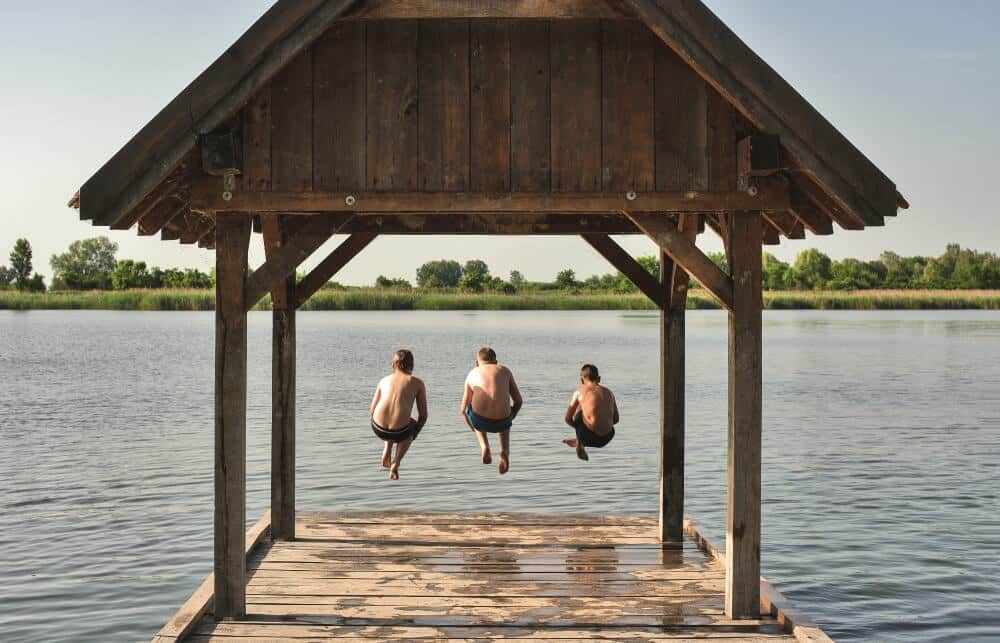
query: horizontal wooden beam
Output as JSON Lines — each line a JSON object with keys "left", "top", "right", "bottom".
{"left": 581, "top": 234, "right": 666, "bottom": 308}
{"left": 138, "top": 197, "right": 186, "bottom": 236}
{"left": 333, "top": 212, "right": 643, "bottom": 235}
{"left": 339, "top": 0, "right": 632, "bottom": 19}
{"left": 624, "top": 211, "right": 733, "bottom": 311}
{"left": 243, "top": 214, "right": 353, "bottom": 310}
{"left": 191, "top": 183, "right": 790, "bottom": 215}
{"left": 295, "top": 233, "right": 378, "bottom": 307}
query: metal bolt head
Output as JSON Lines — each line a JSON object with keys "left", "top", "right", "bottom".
{"left": 345, "top": 195, "right": 357, "bottom": 207}
{"left": 626, "top": 191, "right": 638, "bottom": 201}
{"left": 747, "top": 185, "right": 759, "bottom": 197}
{"left": 222, "top": 191, "right": 233, "bottom": 202}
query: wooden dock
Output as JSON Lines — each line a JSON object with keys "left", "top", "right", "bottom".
{"left": 155, "top": 512, "right": 830, "bottom": 642}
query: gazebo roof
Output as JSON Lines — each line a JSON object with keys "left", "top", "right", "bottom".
{"left": 68, "top": 0, "right": 907, "bottom": 246}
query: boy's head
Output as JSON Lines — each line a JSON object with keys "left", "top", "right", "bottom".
{"left": 580, "top": 364, "right": 600, "bottom": 384}
{"left": 477, "top": 346, "right": 498, "bottom": 365}
{"left": 392, "top": 349, "right": 415, "bottom": 373}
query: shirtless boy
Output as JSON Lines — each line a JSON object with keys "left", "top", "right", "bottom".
{"left": 563, "top": 364, "right": 619, "bottom": 461}
{"left": 460, "top": 347, "right": 523, "bottom": 475}
{"left": 370, "top": 349, "right": 428, "bottom": 480}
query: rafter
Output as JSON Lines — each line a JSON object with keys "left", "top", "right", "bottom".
{"left": 581, "top": 234, "right": 667, "bottom": 308}
{"left": 624, "top": 211, "right": 733, "bottom": 311}
{"left": 243, "top": 214, "right": 353, "bottom": 310}
{"left": 295, "top": 232, "right": 379, "bottom": 307}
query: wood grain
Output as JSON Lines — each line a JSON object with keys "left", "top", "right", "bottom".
{"left": 418, "top": 20, "right": 470, "bottom": 191}
{"left": 724, "top": 213, "right": 763, "bottom": 619}
{"left": 213, "top": 214, "right": 252, "bottom": 618}
{"left": 366, "top": 21, "right": 419, "bottom": 190}
{"left": 551, "top": 20, "right": 602, "bottom": 191}
{"left": 314, "top": 22, "right": 366, "bottom": 191}
{"left": 470, "top": 19, "right": 512, "bottom": 191}
{"left": 602, "top": 20, "right": 655, "bottom": 192}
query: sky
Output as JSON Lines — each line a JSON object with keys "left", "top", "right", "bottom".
{"left": 0, "top": 1, "right": 997, "bottom": 284}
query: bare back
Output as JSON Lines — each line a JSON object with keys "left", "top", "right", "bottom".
{"left": 465, "top": 364, "right": 520, "bottom": 419}
{"left": 371, "top": 372, "right": 426, "bottom": 430}
{"left": 573, "top": 384, "right": 618, "bottom": 435}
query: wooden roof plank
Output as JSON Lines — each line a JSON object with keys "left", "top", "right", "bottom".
{"left": 624, "top": 0, "right": 899, "bottom": 225}
{"left": 79, "top": 0, "right": 355, "bottom": 228}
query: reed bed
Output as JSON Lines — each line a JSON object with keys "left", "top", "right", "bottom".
{"left": 1, "top": 288, "right": 998, "bottom": 311}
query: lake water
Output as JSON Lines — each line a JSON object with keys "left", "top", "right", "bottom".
{"left": 1, "top": 310, "right": 998, "bottom": 642}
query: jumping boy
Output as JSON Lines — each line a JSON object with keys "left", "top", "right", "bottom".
{"left": 562, "top": 364, "right": 619, "bottom": 461}
{"left": 460, "top": 347, "right": 523, "bottom": 475}
{"left": 370, "top": 349, "right": 428, "bottom": 480}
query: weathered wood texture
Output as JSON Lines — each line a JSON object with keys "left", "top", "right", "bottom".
{"left": 262, "top": 216, "right": 296, "bottom": 542}
{"left": 238, "top": 19, "right": 747, "bottom": 202}
{"left": 176, "top": 512, "right": 800, "bottom": 642}
{"left": 724, "top": 213, "right": 763, "bottom": 619}
{"left": 213, "top": 215, "right": 252, "bottom": 618}
{"left": 658, "top": 215, "right": 698, "bottom": 543}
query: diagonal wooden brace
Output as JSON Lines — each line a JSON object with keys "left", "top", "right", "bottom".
{"left": 295, "top": 232, "right": 379, "bottom": 307}
{"left": 244, "top": 214, "right": 354, "bottom": 311}
{"left": 624, "top": 211, "right": 734, "bottom": 311}
{"left": 581, "top": 234, "right": 667, "bottom": 308}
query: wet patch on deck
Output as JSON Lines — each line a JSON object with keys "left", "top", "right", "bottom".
{"left": 184, "top": 512, "right": 798, "bottom": 641}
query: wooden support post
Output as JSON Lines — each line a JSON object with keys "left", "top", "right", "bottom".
{"left": 724, "top": 212, "right": 763, "bottom": 618}
{"left": 262, "top": 215, "right": 296, "bottom": 542}
{"left": 214, "top": 214, "right": 251, "bottom": 618}
{"left": 659, "top": 214, "right": 695, "bottom": 542}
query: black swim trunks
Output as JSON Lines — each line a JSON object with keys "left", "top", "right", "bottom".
{"left": 571, "top": 412, "right": 615, "bottom": 448}
{"left": 371, "top": 418, "right": 421, "bottom": 443}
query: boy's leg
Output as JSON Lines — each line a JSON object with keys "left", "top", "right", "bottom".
{"left": 498, "top": 430, "right": 510, "bottom": 474}
{"left": 381, "top": 440, "right": 392, "bottom": 468}
{"left": 474, "top": 430, "right": 492, "bottom": 464}
{"left": 389, "top": 435, "right": 414, "bottom": 480}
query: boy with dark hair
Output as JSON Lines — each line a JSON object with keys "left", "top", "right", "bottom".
{"left": 370, "top": 349, "right": 428, "bottom": 480}
{"left": 562, "top": 363, "right": 619, "bottom": 461}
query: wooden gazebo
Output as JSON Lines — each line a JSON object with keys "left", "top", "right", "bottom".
{"left": 71, "top": 1, "right": 905, "bottom": 639}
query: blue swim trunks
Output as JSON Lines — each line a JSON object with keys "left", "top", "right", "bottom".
{"left": 465, "top": 405, "right": 516, "bottom": 433}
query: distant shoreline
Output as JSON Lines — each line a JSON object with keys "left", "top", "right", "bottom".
{"left": 1, "top": 288, "right": 999, "bottom": 311}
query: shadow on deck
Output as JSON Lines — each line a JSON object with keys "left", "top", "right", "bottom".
{"left": 155, "top": 512, "right": 826, "bottom": 642}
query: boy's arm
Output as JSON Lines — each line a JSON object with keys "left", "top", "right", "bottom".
{"left": 414, "top": 381, "right": 429, "bottom": 431}
{"left": 508, "top": 372, "right": 523, "bottom": 418}
{"left": 459, "top": 373, "right": 473, "bottom": 414}
{"left": 612, "top": 391, "right": 620, "bottom": 425}
{"left": 369, "top": 383, "right": 382, "bottom": 416}
{"left": 564, "top": 390, "right": 580, "bottom": 426}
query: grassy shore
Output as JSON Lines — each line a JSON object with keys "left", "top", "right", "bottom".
{"left": 1, "top": 288, "right": 999, "bottom": 311}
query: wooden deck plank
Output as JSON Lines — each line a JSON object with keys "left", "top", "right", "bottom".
{"left": 166, "top": 513, "right": 811, "bottom": 642}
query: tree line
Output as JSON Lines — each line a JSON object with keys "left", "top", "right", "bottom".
{"left": 1, "top": 236, "right": 998, "bottom": 293}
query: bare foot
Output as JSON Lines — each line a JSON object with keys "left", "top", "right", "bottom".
{"left": 498, "top": 453, "right": 510, "bottom": 475}
{"left": 381, "top": 445, "right": 392, "bottom": 468}
{"left": 576, "top": 446, "right": 589, "bottom": 462}
{"left": 389, "top": 463, "right": 399, "bottom": 480}
{"left": 482, "top": 448, "right": 492, "bottom": 465}
{"left": 562, "top": 438, "right": 578, "bottom": 448}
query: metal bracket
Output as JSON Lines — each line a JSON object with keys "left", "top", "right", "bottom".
{"left": 222, "top": 173, "right": 236, "bottom": 202}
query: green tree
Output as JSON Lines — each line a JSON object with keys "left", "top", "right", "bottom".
{"left": 416, "top": 259, "right": 462, "bottom": 288}
{"left": 636, "top": 255, "right": 659, "bottom": 277}
{"left": 828, "top": 258, "right": 880, "bottom": 290}
{"left": 459, "top": 259, "right": 491, "bottom": 292}
{"left": 0, "top": 265, "right": 13, "bottom": 288}
{"left": 50, "top": 236, "right": 118, "bottom": 289}
{"left": 508, "top": 270, "right": 526, "bottom": 290}
{"left": 26, "top": 273, "right": 46, "bottom": 292}
{"left": 110, "top": 260, "right": 152, "bottom": 290}
{"left": 555, "top": 269, "right": 578, "bottom": 289}
{"left": 762, "top": 253, "right": 791, "bottom": 290}
{"left": 789, "top": 248, "right": 832, "bottom": 289}
{"left": 375, "top": 275, "right": 412, "bottom": 289}
{"left": 9, "top": 238, "right": 33, "bottom": 291}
